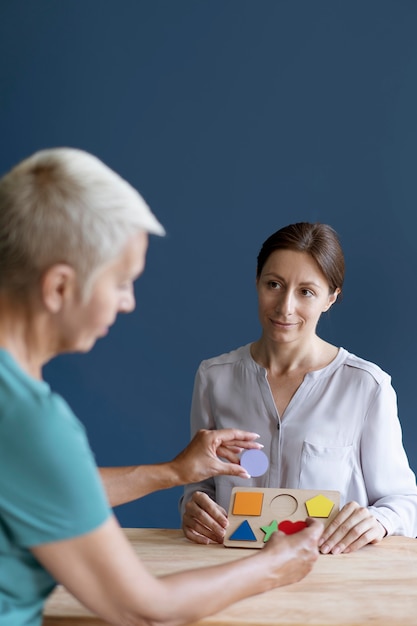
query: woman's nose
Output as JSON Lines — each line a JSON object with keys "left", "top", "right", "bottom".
{"left": 120, "top": 286, "right": 136, "bottom": 313}
{"left": 277, "top": 290, "right": 294, "bottom": 315}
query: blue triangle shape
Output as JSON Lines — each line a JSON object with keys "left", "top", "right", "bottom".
{"left": 229, "top": 519, "right": 257, "bottom": 541}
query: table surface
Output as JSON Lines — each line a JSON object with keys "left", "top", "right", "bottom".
{"left": 43, "top": 528, "right": 417, "bottom": 626}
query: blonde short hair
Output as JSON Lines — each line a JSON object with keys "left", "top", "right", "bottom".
{"left": 0, "top": 148, "right": 165, "bottom": 297}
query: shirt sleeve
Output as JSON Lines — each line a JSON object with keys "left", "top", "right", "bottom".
{"left": 180, "top": 364, "right": 217, "bottom": 515}
{"left": 0, "top": 391, "right": 111, "bottom": 547}
{"left": 360, "top": 375, "right": 417, "bottom": 536}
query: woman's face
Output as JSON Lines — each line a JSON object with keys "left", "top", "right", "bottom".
{"left": 59, "top": 230, "right": 148, "bottom": 353}
{"left": 256, "top": 249, "right": 339, "bottom": 346}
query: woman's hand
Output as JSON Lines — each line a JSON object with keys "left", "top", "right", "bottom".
{"left": 261, "top": 518, "right": 322, "bottom": 586}
{"left": 100, "top": 429, "right": 261, "bottom": 506}
{"left": 318, "top": 501, "right": 387, "bottom": 554}
{"left": 182, "top": 491, "right": 229, "bottom": 544}
{"left": 171, "top": 428, "right": 262, "bottom": 485}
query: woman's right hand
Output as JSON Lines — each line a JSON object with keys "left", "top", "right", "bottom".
{"left": 260, "top": 518, "right": 322, "bottom": 587}
{"left": 182, "top": 491, "right": 229, "bottom": 544}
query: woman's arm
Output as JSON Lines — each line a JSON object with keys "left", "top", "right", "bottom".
{"left": 100, "top": 428, "right": 261, "bottom": 506}
{"left": 180, "top": 366, "right": 228, "bottom": 542}
{"left": 318, "top": 377, "right": 417, "bottom": 553}
{"left": 34, "top": 515, "right": 322, "bottom": 626}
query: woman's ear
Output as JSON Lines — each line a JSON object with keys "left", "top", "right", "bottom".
{"left": 323, "top": 287, "right": 341, "bottom": 312}
{"left": 41, "top": 264, "right": 77, "bottom": 313}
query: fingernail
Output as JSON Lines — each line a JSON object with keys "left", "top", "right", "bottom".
{"left": 332, "top": 546, "right": 341, "bottom": 555}
{"left": 320, "top": 544, "right": 330, "bottom": 554}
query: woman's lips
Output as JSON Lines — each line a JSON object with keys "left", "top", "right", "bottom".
{"left": 270, "top": 319, "right": 296, "bottom": 328}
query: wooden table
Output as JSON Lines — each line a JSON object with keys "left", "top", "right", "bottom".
{"left": 43, "top": 528, "right": 417, "bottom": 626}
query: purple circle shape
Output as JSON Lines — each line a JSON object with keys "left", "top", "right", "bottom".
{"left": 240, "top": 449, "right": 269, "bottom": 477}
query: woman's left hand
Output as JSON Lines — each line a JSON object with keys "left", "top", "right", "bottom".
{"left": 318, "top": 501, "right": 387, "bottom": 554}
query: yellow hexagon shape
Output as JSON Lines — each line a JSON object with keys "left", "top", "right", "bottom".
{"left": 305, "top": 494, "right": 334, "bottom": 518}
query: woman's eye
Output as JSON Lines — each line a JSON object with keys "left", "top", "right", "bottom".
{"left": 301, "top": 289, "right": 314, "bottom": 297}
{"left": 269, "top": 281, "right": 281, "bottom": 290}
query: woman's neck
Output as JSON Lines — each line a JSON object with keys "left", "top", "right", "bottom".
{"left": 251, "top": 336, "right": 338, "bottom": 376}
{"left": 0, "top": 300, "right": 47, "bottom": 380}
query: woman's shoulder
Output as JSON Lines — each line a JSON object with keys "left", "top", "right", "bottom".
{"left": 198, "top": 343, "right": 253, "bottom": 371}
{"left": 337, "top": 348, "right": 391, "bottom": 386}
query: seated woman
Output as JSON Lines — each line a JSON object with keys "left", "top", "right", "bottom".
{"left": 181, "top": 222, "right": 417, "bottom": 554}
{"left": 0, "top": 152, "right": 322, "bottom": 626}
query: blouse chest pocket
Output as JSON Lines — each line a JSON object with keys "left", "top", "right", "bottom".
{"left": 299, "top": 441, "right": 354, "bottom": 494}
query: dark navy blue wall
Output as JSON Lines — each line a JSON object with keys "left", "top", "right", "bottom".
{"left": 1, "top": 1, "right": 417, "bottom": 528}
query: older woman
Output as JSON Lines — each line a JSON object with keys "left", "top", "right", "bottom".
{"left": 181, "top": 222, "right": 417, "bottom": 554}
{"left": 0, "top": 151, "right": 321, "bottom": 626}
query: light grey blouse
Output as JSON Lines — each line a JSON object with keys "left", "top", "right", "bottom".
{"left": 180, "top": 344, "right": 417, "bottom": 537}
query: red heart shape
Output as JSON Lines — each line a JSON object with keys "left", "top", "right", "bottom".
{"left": 278, "top": 520, "right": 307, "bottom": 535}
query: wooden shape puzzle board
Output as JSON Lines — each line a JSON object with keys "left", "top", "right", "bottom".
{"left": 224, "top": 487, "right": 340, "bottom": 548}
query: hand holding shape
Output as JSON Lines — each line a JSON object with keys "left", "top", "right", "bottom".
{"left": 171, "top": 428, "right": 262, "bottom": 484}
{"left": 260, "top": 518, "right": 322, "bottom": 586}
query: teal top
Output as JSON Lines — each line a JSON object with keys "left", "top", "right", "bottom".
{"left": 0, "top": 350, "right": 111, "bottom": 625}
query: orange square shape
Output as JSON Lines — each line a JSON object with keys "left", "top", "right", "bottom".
{"left": 232, "top": 491, "right": 264, "bottom": 516}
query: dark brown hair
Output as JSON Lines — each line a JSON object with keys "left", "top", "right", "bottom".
{"left": 256, "top": 222, "right": 345, "bottom": 293}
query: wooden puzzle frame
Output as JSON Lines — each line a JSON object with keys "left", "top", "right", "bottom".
{"left": 224, "top": 487, "right": 340, "bottom": 548}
